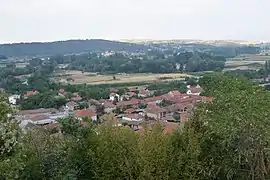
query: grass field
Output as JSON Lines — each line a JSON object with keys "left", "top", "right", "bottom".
{"left": 224, "top": 54, "right": 270, "bottom": 71}
{"left": 56, "top": 70, "right": 191, "bottom": 85}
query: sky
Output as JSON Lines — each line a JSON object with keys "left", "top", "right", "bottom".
{"left": 0, "top": 0, "right": 269, "bottom": 43}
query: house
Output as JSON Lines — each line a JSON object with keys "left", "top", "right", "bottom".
{"left": 71, "top": 95, "right": 82, "bottom": 101}
{"left": 146, "top": 105, "right": 166, "bottom": 120}
{"left": 8, "top": 94, "right": 20, "bottom": 105}
{"left": 125, "top": 108, "right": 136, "bottom": 114}
{"left": 88, "top": 98, "right": 101, "bottom": 105}
{"left": 16, "top": 108, "right": 59, "bottom": 117}
{"left": 143, "top": 96, "right": 164, "bottom": 104}
{"left": 187, "top": 85, "right": 203, "bottom": 96}
{"left": 166, "top": 103, "right": 193, "bottom": 113}
{"left": 75, "top": 109, "right": 97, "bottom": 122}
{"left": 65, "top": 101, "right": 79, "bottom": 111}
{"left": 122, "top": 114, "right": 144, "bottom": 122}
{"left": 19, "top": 115, "right": 56, "bottom": 129}
{"left": 127, "top": 92, "right": 137, "bottom": 97}
{"left": 103, "top": 101, "right": 116, "bottom": 113}
{"left": 138, "top": 89, "right": 149, "bottom": 98}
{"left": 117, "top": 98, "right": 140, "bottom": 107}
{"left": 109, "top": 93, "right": 120, "bottom": 102}
{"left": 58, "top": 89, "right": 65, "bottom": 94}
{"left": 168, "top": 90, "right": 182, "bottom": 98}
{"left": 120, "top": 95, "right": 131, "bottom": 101}
{"left": 128, "top": 87, "right": 137, "bottom": 92}
{"left": 16, "top": 108, "right": 68, "bottom": 129}
{"left": 109, "top": 88, "right": 118, "bottom": 93}
{"left": 24, "top": 90, "right": 39, "bottom": 98}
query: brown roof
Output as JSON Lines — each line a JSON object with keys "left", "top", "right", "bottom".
{"left": 18, "top": 108, "right": 58, "bottom": 115}
{"left": 30, "top": 115, "right": 51, "bottom": 122}
{"left": 24, "top": 90, "right": 39, "bottom": 97}
{"left": 123, "top": 113, "right": 143, "bottom": 120}
{"left": 129, "top": 87, "right": 137, "bottom": 92}
{"left": 66, "top": 101, "right": 79, "bottom": 108}
{"left": 128, "top": 92, "right": 137, "bottom": 97}
{"left": 189, "top": 87, "right": 204, "bottom": 94}
{"left": 58, "top": 89, "right": 65, "bottom": 93}
{"left": 168, "top": 90, "right": 181, "bottom": 97}
{"left": 125, "top": 108, "right": 136, "bottom": 114}
{"left": 139, "top": 89, "right": 148, "bottom": 95}
{"left": 75, "top": 109, "right": 97, "bottom": 118}
{"left": 43, "top": 123, "right": 61, "bottom": 130}
{"left": 104, "top": 101, "right": 116, "bottom": 108}
{"left": 88, "top": 99, "right": 101, "bottom": 104}
{"left": 117, "top": 98, "right": 139, "bottom": 107}
{"left": 143, "top": 96, "right": 164, "bottom": 103}
{"left": 146, "top": 105, "right": 164, "bottom": 114}
{"left": 110, "top": 88, "right": 118, "bottom": 93}
{"left": 71, "top": 96, "right": 82, "bottom": 101}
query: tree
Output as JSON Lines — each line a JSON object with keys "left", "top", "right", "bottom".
{"left": 196, "top": 73, "right": 270, "bottom": 179}
{"left": 0, "top": 94, "right": 21, "bottom": 178}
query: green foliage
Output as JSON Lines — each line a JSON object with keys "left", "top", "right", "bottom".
{"left": 149, "top": 81, "right": 187, "bottom": 95}
{"left": 0, "top": 94, "right": 22, "bottom": 178}
{"left": 21, "top": 92, "right": 67, "bottom": 110}
{"left": 186, "top": 77, "right": 198, "bottom": 86}
{"left": 224, "top": 69, "right": 265, "bottom": 80}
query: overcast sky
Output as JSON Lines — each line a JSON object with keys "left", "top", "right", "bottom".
{"left": 0, "top": 0, "right": 269, "bottom": 43}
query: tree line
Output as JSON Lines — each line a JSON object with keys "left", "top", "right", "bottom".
{"left": 50, "top": 51, "right": 226, "bottom": 74}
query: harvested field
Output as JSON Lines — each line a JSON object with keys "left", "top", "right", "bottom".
{"left": 225, "top": 54, "right": 270, "bottom": 71}
{"left": 56, "top": 70, "right": 191, "bottom": 85}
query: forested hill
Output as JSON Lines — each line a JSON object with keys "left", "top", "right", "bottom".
{"left": 0, "top": 39, "right": 149, "bottom": 57}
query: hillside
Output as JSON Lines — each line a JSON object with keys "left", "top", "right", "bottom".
{"left": 0, "top": 39, "right": 149, "bottom": 57}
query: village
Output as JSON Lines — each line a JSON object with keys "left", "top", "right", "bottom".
{"left": 9, "top": 83, "right": 212, "bottom": 134}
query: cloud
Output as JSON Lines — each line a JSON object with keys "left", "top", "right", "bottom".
{"left": 0, "top": 0, "right": 269, "bottom": 43}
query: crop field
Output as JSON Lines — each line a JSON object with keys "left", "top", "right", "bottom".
{"left": 224, "top": 54, "right": 270, "bottom": 71}
{"left": 56, "top": 70, "right": 191, "bottom": 85}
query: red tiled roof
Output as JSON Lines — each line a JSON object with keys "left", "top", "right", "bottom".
{"left": 66, "top": 101, "right": 79, "bottom": 108}
{"left": 71, "top": 96, "right": 82, "bottom": 101}
{"left": 128, "top": 92, "right": 136, "bottom": 97}
{"left": 129, "top": 87, "right": 137, "bottom": 92}
{"left": 124, "top": 113, "right": 143, "bottom": 120}
{"left": 104, "top": 101, "right": 116, "bottom": 108}
{"left": 117, "top": 98, "right": 139, "bottom": 107}
{"left": 75, "top": 109, "right": 97, "bottom": 118}
{"left": 88, "top": 99, "right": 100, "bottom": 104}
{"left": 143, "top": 96, "right": 164, "bottom": 103}
{"left": 168, "top": 90, "right": 181, "bottom": 97}
{"left": 146, "top": 105, "right": 164, "bottom": 114}
{"left": 125, "top": 108, "right": 135, "bottom": 114}
{"left": 58, "top": 89, "right": 65, "bottom": 93}
{"left": 139, "top": 89, "right": 148, "bottom": 95}
{"left": 19, "top": 108, "right": 58, "bottom": 115}
{"left": 24, "top": 90, "right": 39, "bottom": 97}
